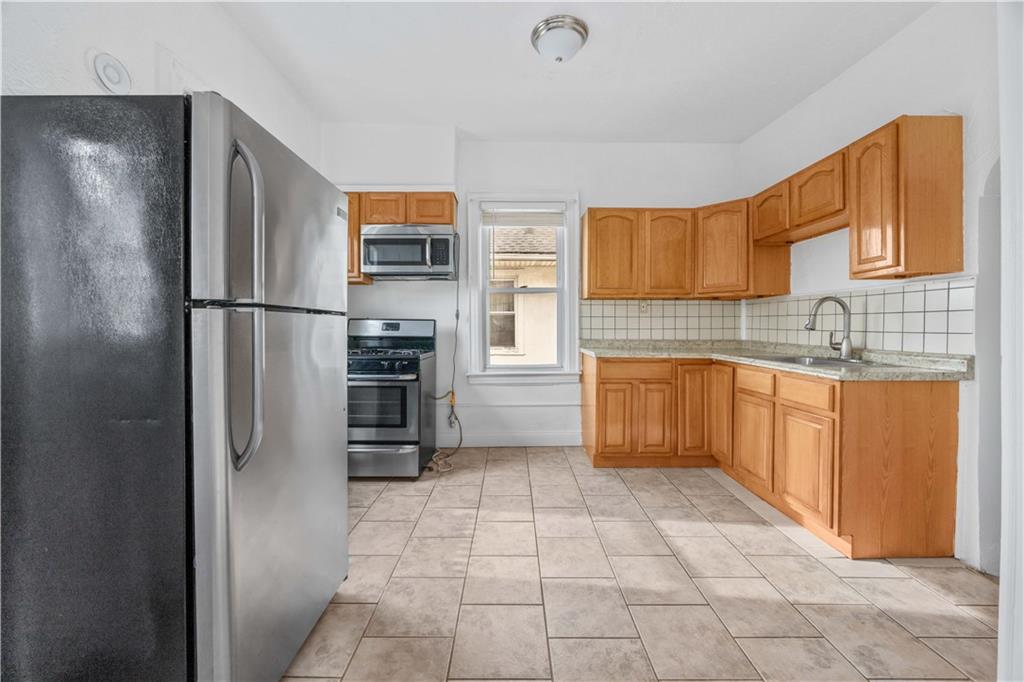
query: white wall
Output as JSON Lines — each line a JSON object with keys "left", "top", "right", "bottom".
{"left": 738, "top": 2, "right": 999, "bottom": 293}
{"left": 322, "top": 122, "right": 457, "bottom": 187}
{"left": 736, "top": 2, "right": 1000, "bottom": 572}
{"left": 0, "top": 2, "right": 324, "bottom": 169}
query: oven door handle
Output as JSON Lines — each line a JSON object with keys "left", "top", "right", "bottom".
{"left": 349, "top": 374, "right": 419, "bottom": 383}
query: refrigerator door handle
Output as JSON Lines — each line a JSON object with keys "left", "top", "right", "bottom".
{"left": 231, "top": 307, "right": 266, "bottom": 471}
{"left": 232, "top": 139, "right": 266, "bottom": 305}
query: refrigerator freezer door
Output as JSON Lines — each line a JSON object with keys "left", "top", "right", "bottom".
{"left": 1, "top": 95, "right": 190, "bottom": 680}
{"left": 192, "top": 307, "right": 348, "bottom": 682}
{"left": 190, "top": 92, "right": 348, "bottom": 313}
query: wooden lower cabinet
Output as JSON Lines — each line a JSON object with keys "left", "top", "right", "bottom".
{"left": 581, "top": 356, "right": 716, "bottom": 467}
{"left": 676, "top": 364, "right": 709, "bottom": 456}
{"left": 637, "top": 381, "right": 674, "bottom": 454}
{"left": 716, "top": 364, "right": 957, "bottom": 559}
{"left": 732, "top": 391, "right": 774, "bottom": 496}
{"left": 597, "top": 382, "right": 633, "bottom": 454}
{"left": 583, "top": 354, "right": 959, "bottom": 558}
{"left": 709, "top": 364, "right": 733, "bottom": 465}
{"left": 774, "top": 404, "right": 834, "bottom": 528}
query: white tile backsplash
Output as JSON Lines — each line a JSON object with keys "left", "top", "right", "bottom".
{"left": 580, "top": 299, "right": 740, "bottom": 341}
{"left": 580, "top": 277, "right": 975, "bottom": 355}
{"left": 743, "top": 276, "right": 975, "bottom": 355}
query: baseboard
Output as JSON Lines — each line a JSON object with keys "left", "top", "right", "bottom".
{"left": 438, "top": 430, "right": 583, "bottom": 447}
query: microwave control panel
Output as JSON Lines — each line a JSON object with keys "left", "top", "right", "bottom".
{"left": 430, "top": 239, "right": 450, "bottom": 266}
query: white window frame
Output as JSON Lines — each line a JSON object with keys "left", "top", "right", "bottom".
{"left": 487, "top": 276, "right": 524, "bottom": 356}
{"left": 467, "top": 193, "right": 580, "bottom": 384}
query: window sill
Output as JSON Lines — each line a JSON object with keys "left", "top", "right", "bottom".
{"left": 466, "top": 370, "right": 581, "bottom": 386}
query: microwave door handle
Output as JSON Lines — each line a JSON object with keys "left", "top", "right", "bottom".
{"left": 424, "top": 236, "right": 432, "bottom": 270}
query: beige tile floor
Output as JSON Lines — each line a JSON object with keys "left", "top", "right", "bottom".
{"left": 284, "top": 446, "right": 999, "bottom": 681}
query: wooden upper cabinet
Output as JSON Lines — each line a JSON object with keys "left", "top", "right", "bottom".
{"left": 696, "top": 200, "right": 749, "bottom": 295}
{"left": 676, "top": 364, "right": 709, "bottom": 456}
{"left": 775, "top": 404, "right": 834, "bottom": 528}
{"left": 361, "top": 192, "right": 407, "bottom": 224}
{"left": 408, "top": 192, "right": 455, "bottom": 224}
{"left": 733, "top": 391, "right": 774, "bottom": 495}
{"left": 582, "top": 208, "right": 642, "bottom": 298}
{"left": 790, "top": 151, "right": 847, "bottom": 229}
{"left": 642, "top": 210, "right": 694, "bottom": 298}
{"left": 849, "top": 116, "right": 963, "bottom": 279}
{"left": 751, "top": 181, "right": 790, "bottom": 243}
{"left": 347, "top": 193, "right": 372, "bottom": 285}
{"left": 849, "top": 123, "right": 899, "bottom": 276}
{"left": 710, "top": 364, "right": 734, "bottom": 466}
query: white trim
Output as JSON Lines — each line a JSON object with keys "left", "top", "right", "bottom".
{"left": 334, "top": 183, "right": 457, "bottom": 193}
{"left": 465, "top": 371, "right": 581, "bottom": 386}
{"left": 467, "top": 192, "right": 580, "bottom": 383}
{"left": 997, "top": 2, "right": 1024, "bottom": 678}
{"left": 438, "top": 430, "right": 583, "bottom": 447}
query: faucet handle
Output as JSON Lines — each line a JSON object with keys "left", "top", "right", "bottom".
{"left": 827, "top": 331, "right": 842, "bottom": 351}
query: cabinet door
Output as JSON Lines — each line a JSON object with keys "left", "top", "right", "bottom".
{"left": 775, "top": 405, "right": 834, "bottom": 527}
{"left": 790, "top": 151, "right": 846, "bottom": 227}
{"left": 751, "top": 181, "right": 790, "bottom": 241}
{"left": 733, "top": 392, "right": 774, "bottom": 493}
{"left": 407, "top": 192, "right": 455, "bottom": 225}
{"left": 849, "top": 123, "right": 900, "bottom": 276}
{"left": 347, "top": 193, "right": 372, "bottom": 285}
{"left": 696, "top": 200, "right": 749, "bottom": 294}
{"left": 598, "top": 383, "right": 634, "bottom": 454}
{"left": 710, "top": 364, "right": 734, "bottom": 466}
{"left": 643, "top": 210, "right": 694, "bottom": 298}
{"left": 361, "top": 192, "right": 407, "bottom": 224}
{"left": 676, "top": 365, "right": 709, "bottom": 455}
{"left": 584, "top": 209, "right": 642, "bottom": 298}
{"left": 637, "top": 381, "right": 674, "bottom": 454}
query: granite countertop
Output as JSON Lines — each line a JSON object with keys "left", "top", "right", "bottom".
{"left": 579, "top": 340, "right": 974, "bottom": 382}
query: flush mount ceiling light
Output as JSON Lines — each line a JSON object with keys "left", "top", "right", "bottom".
{"left": 530, "top": 15, "right": 589, "bottom": 64}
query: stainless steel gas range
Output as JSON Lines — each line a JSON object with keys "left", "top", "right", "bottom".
{"left": 347, "top": 319, "right": 437, "bottom": 477}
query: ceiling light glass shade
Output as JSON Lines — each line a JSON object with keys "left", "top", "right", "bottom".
{"left": 531, "top": 15, "right": 589, "bottom": 63}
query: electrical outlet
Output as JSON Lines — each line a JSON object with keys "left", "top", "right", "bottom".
{"left": 640, "top": 301, "right": 649, "bottom": 314}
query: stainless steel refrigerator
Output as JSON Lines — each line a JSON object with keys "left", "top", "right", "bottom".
{"left": 1, "top": 92, "right": 349, "bottom": 681}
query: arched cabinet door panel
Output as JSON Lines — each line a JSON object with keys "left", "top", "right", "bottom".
{"left": 583, "top": 208, "right": 642, "bottom": 298}
{"left": 790, "top": 151, "right": 846, "bottom": 228}
{"left": 849, "top": 123, "right": 900, "bottom": 275}
{"left": 696, "top": 200, "right": 749, "bottom": 295}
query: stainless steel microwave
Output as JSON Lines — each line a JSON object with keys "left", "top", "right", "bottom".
{"left": 360, "top": 224, "right": 458, "bottom": 280}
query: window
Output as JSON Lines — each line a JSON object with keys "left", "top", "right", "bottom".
{"left": 468, "top": 195, "right": 580, "bottom": 383}
{"left": 488, "top": 278, "right": 519, "bottom": 353}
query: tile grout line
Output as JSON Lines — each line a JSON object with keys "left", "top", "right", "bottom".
{"left": 569, "top": 457, "right": 661, "bottom": 679}
{"left": 530, "top": 447, "right": 556, "bottom": 682}
{"left": 444, "top": 450, "right": 481, "bottom": 682}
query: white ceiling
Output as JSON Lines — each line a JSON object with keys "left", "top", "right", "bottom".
{"left": 225, "top": 2, "right": 931, "bottom": 143}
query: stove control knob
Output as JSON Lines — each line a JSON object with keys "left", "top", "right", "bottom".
{"left": 382, "top": 360, "right": 393, "bottom": 369}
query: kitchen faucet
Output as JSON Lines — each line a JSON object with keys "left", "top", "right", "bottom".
{"left": 804, "top": 296, "right": 854, "bottom": 360}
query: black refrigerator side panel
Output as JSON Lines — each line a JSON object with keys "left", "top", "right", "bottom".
{"left": 1, "top": 96, "right": 190, "bottom": 680}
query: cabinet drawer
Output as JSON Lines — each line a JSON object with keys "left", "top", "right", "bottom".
{"left": 599, "top": 360, "right": 673, "bottom": 381}
{"left": 778, "top": 374, "right": 836, "bottom": 412}
{"left": 735, "top": 366, "right": 775, "bottom": 396}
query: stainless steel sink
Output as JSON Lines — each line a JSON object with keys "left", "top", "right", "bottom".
{"left": 765, "top": 355, "right": 868, "bottom": 367}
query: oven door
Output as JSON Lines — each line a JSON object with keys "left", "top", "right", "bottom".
{"left": 348, "top": 376, "right": 420, "bottom": 443}
{"left": 361, "top": 235, "right": 430, "bottom": 276}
